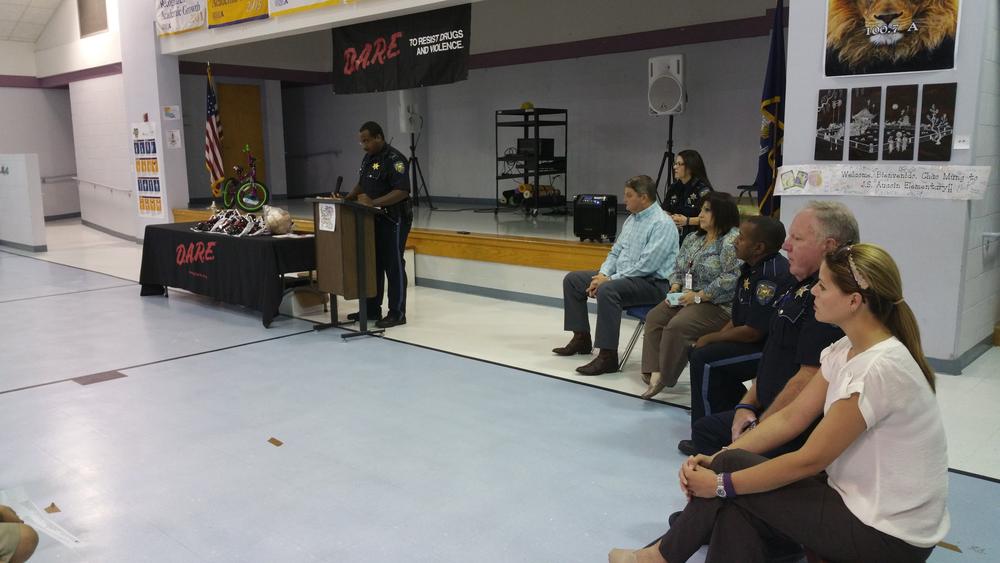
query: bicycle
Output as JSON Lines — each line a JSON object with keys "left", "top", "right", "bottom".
{"left": 215, "top": 144, "right": 270, "bottom": 212}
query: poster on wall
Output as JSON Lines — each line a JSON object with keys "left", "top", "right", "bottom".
{"left": 918, "top": 82, "right": 958, "bottom": 161}
{"left": 331, "top": 4, "right": 471, "bottom": 94}
{"left": 155, "top": 0, "right": 206, "bottom": 36}
{"left": 131, "top": 122, "right": 165, "bottom": 218}
{"left": 815, "top": 88, "right": 847, "bottom": 161}
{"left": 824, "top": 0, "right": 959, "bottom": 76}
{"left": 775, "top": 163, "right": 989, "bottom": 199}
{"left": 269, "top": 0, "right": 341, "bottom": 17}
{"left": 848, "top": 87, "right": 881, "bottom": 161}
{"left": 881, "top": 85, "right": 918, "bottom": 160}
{"left": 207, "top": 0, "right": 268, "bottom": 29}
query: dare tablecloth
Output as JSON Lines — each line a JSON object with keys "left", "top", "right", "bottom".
{"left": 139, "top": 222, "right": 315, "bottom": 326}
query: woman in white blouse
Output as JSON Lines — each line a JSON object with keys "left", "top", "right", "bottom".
{"left": 610, "top": 243, "right": 949, "bottom": 563}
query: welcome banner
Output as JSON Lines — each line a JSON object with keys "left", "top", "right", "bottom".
{"left": 331, "top": 4, "right": 470, "bottom": 94}
{"left": 208, "top": 0, "right": 269, "bottom": 29}
{"left": 155, "top": 0, "right": 206, "bottom": 36}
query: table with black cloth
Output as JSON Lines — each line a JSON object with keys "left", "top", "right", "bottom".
{"left": 139, "top": 222, "right": 316, "bottom": 327}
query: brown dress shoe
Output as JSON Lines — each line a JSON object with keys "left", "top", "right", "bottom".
{"left": 576, "top": 349, "right": 619, "bottom": 376}
{"left": 553, "top": 332, "right": 593, "bottom": 356}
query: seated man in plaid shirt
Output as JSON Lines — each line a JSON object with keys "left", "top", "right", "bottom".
{"left": 553, "top": 175, "right": 679, "bottom": 375}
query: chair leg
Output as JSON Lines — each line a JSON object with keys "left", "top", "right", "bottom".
{"left": 618, "top": 320, "right": 644, "bottom": 371}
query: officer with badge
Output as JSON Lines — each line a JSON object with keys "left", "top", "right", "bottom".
{"left": 342, "top": 121, "right": 412, "bottom": 328}
{"left": 661, "top": 149, "right": 713, "bottom": 240}
{"left": 686, "top": 202, "right": 858, "bottom": 457}
{"left": 675, "top": 216, "right": 791, "bottom": 455}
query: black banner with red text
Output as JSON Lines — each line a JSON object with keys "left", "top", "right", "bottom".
{"left": 331, "top": 4, "right": 470, "bottom": 94}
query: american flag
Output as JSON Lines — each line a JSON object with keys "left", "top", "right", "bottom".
{"left": 205, "top": 64, "right": 224, "bottom": 194}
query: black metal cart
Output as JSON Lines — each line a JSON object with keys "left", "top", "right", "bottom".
{"left": 494, "top": 108, "right": 568, "bottom": 216}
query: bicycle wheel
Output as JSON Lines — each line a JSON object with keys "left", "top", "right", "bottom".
{"left": 221, "top": 178, "right": 238, "bottom": 209}
{"left": 236, "top": 180, "right": 269, "bottom": 212}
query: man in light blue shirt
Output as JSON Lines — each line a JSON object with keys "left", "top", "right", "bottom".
{"left": 554, "top": 175, "right": 680, "bottom": 375}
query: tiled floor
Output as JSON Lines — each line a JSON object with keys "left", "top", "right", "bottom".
{"left": 2, "top": 218, "right": 998, "bottom": 562}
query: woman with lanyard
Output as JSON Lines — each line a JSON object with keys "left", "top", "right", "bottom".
{"left": 610, "top": 243, "right": 949, "bottom": 563}
{"left": 640, "top": 192, "right": 741, "bottom": 399}
{"left": 662, "top": 150, "right": 713, "bottom": 240}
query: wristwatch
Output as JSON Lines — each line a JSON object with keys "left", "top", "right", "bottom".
{"left": 716, "top": 474, "right": 727, "bottom": 498}
{"left": 694, "top": 294, "right": 702, "bottom": 304}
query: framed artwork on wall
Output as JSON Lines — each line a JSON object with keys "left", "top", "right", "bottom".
{"left": 849, "top": 87, "right": 882, "bottom": 161}
{"left": 824, "top": 0, "right": 959, "bottom": 76}
{"left": 882, "top": 85, "right": 918, "bottom": 160}
{"left": 815, "top": 89, "right": 847, "bottom": 161}
{"left": 918, "top": 82, "right": 958, "bottom": 161}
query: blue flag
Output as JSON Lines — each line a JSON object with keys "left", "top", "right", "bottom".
{"left": 754, "top": 1, "right": 786, "bottom": 216}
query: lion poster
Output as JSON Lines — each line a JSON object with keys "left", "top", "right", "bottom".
{"left": 825, "top": 0, "right": 959, "bottom": 76}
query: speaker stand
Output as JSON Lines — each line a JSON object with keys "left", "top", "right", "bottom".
{"left": 408, "top": 132, "right": 436, "bottom": 210}
{"left": 653, "top": 114, "right": 676, "bottom": 202}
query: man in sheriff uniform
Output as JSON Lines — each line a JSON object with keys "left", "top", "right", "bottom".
{"left": 342, "top": 121, "right": 413, "bottom": 328}
{"left": 688, "top": 201, "right": 859, "bottom": 456}
{"left": 676, "top": 215, "right": 792, "bottom": 456}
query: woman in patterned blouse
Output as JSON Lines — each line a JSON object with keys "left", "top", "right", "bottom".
{"left": 640, "top": 192, "right": 743, "bottom": 399}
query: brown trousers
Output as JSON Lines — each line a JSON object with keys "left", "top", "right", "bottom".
{"left": 640, "top": 301, "right": 730, "bottom": 386}
{"left": 658, "top": 449, "right": 935, "bottom": 563}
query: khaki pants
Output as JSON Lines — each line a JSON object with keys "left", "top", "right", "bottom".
{"left": 640, "top": 301, "right": 730, "bottom": 386}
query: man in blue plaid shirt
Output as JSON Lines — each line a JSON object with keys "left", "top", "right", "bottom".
{"left": 554, "top": 175, "right": 680, "bottom": 375}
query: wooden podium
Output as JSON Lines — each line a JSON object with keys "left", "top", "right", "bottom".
{"left": 306, "top": 197, "right": 386, "bottom": 339}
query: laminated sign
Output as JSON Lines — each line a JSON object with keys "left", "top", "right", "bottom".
{"left": 208, "top": 0, "right": 268, "bottom": 29}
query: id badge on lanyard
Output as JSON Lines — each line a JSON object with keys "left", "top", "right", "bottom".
{"left": 684, "top": 268, "right": 694, "bottom": 292}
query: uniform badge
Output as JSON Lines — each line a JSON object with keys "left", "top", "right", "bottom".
{"left": 796, "top": 285, "right": 810, "bottom": 298}
{"left": 755, "top": 280, "right": 777, "bottom": 305}
{"left": 394, "top": 161, "right": 405, "bottom": 174}
{"left": 372, "top": 162, "right": 380, "bottom": 170}
{"left": 743, "top": 278, "right": 751, "bottom": 290}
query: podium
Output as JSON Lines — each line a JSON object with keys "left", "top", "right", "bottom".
{"left": 306, "top": 197, "right": 389, "bottom": 339}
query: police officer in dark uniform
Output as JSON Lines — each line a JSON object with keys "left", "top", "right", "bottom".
{"left": 343, "top": 121, "right": 412, "bottom": 328}
{"left": 676, "top": 216, "right": 791, "bottom": 456}
{"left": 686, "top": 205, "right": 858, "bottom": 457}
{"left": 662, "top": 149, "right": 713, "bottom": 240}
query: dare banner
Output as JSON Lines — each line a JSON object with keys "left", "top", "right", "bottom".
{"left": 331, "top": 4, "right": 471, "bottom": 94}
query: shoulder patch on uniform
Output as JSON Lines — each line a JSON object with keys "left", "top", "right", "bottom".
{"left": 394, "top": 161, "right": 406, "bottom": 174}
{"left": 756, "top": 280, "right": 778, "bottom": 305}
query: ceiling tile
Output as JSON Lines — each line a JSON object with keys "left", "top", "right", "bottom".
{"left": 0, "top": 19, "right": 16, "bottom": 36}
{"left": 0, "top": 5, "right": 26, "bottom": 19}
{"left": 9, "top": 19, "right": 43, "bottom": 40}
{"left": 1, "top": 0, "right": 33, "bottom": 6}
{"left": 19, "top": 5, "right": 51, "bottom": 24}
{"left": 28, "top": 0, "right": 60, "bottom": 7}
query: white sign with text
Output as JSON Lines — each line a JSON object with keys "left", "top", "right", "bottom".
{"left": 776, "top": 164, "right": 991, "bottom": 200}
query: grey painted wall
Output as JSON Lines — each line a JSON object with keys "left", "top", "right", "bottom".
{"left": 69, "top": 75, "right": 135, "bottom": 238}
{"left": 960, "top": 0, "right": 1000, "bottom": 354}
{"left": 782, "top": 0, "right": 994, "bottom": 365}
{"left": 0, "top": 87, "right": 78, "bottom": 218}
{"left": 283, "top": 34, "right": 771, "bottom": 202}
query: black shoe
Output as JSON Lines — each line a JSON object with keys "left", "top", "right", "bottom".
{"left": 677, "top": 439, "right": 698, "bottom": 456}
{"left": 575, "top": 349, "right": 618, "bottom": 376}
{"left": 347, "top": 311, "right": 381, "bottom": 323}
{"left": 375, "top": 314, "right": 406, "bottom": 328}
